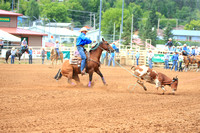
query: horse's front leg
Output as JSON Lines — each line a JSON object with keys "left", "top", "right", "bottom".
{"left": 18, "top": 56, "right": 21, "bottom": 64}
{"left": 95, "top": 69, "right": 107, "bottom": 85}
{"left": 88, "top": 70, "right": 94, "bottom": 87}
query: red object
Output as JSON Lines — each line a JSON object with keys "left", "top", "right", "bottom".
{"left": 45, "top": 42, "right": 54, "bottom": 47}
{"left": 51, "top": 35, "right": 53, "bottom": 39}
{"left": 0, "top": 10, "right": 23, "bottom": 16}
{"left": 0, "top": 28, "right": 48, "bottom": 36}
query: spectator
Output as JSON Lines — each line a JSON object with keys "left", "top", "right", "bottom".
{"left": 135, "top": 50, "right": 140, "bottom": 65}
{"left": 101, "top": 51, "right": 106, "bottom": 65}
{"left": 164, "top": 51, "right": 170, "bottom": 69}
{"left": 0, "top": 37, "right": 4, "bottom": 49}
{"left": 182, "top": 44, "right": 188, "bottom": 55}
{"left": 41, "top": 48, "right": 45, "bottom": 64}
{"left": 166, "top": 38, "right": 173, "bottom": 51}
{"left": 11, "top": 47, "right": 16, "bottom": 64}
{"left": 108, "top": 43, "right": 118, "bottom": 67}
{"left": 29, "top": 47, "right": 33, "bottom": 64}
{"left": 147, "top": 50, "right": 154, "bottom": 69}
{"left": 21, "top": 38, "right": 28, "bottom": 50}
{"left": 178, "top": 52, "right": 183, "bottom": 72}
{"left": 191, "top": 46, "right": 195, "bottom": 56}
{"left": 176, "top": 46, "right": 180, "bottom": 52}
{"left": 195, "top": 46, "right": 199, "bottom": 55}
{"left": 54, "top": 40, "right": 60, "bottom": 57}
{"left": 172, "top": 46, "right": 176, "bottom": 52}
{"left": 171, "top": 52, "right": 179, "bottom": 71}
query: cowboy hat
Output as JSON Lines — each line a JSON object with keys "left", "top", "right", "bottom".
{"left": 169, "top": 38, "right": 172, "bottom": 40}
{"left": 80, "top": 27, "right": 88, "bottom": 32}
{"left": 12, "top": 47, "right": 15, "bottom": 50}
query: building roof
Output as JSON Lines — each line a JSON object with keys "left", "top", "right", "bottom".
{"left": 46, "top": 23, "right": 72, "bottom": 27}
{"left": 0, "top": 27, "right": 48, "bottom": 36}
{"left": 0, "top": 30, "right": 21, "bottom": 42}
{"left": 172, "top": 30, "right": 200, "bottom": 37}
{"left": 27, "top": 26, "right": 79, "bottom": 36}
{"left": 0, "top": 10, "right": 23, "bottom": 16}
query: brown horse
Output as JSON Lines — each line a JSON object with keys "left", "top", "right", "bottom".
{"left": 50, "top": 48, "right": 64, "bottom": 67}
{"left": 183, "top": 55, "right": 200, "bottom": 72}
{"left": 54, "top": 38, "right": 114, "bottom": 87}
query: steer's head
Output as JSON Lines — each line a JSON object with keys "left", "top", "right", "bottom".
{"left": 171, "top": 76, "right": 178, "bottom": 92}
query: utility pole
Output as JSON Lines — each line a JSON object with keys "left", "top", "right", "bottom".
{"left": 131, "top": 14, "right": 133, "bottom": 49}
{"left": 119, "top": 24, "right": 122, "bottom": 51}
{"left": 113, "top": 22, "right": 115, "bottom": 42}
{"left": 157, "top": 18, "right": 160, "bottom": 33}
{"left": 119, "top": 0, "right": 124, "bottom": 48}
{"left": 93, "top": 13, "right": 95, "bottom": 30}
{"left": 90, "top": 12, "right": 92, "bottom": 27}
{"left": 98, "top": 0, "right": 102, "bottom": 41}
{"left": 12, "top": 0, "right": 14, "bottom": 11}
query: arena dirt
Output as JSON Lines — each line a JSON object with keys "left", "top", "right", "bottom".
{"left": 0, "top": 64, "right": 200, "bottom": 132}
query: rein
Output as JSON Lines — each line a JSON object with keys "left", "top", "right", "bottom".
{"left": 88, "top": 42, "right": 112, "bottom": 66}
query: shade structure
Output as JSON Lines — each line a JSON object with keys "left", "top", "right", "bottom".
{"left": 0, "top": 30, "right": 21, "bottom": 42}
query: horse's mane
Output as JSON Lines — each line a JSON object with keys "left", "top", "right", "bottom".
{"left": 89, "top": 41, "right": 102, "bottom": 52}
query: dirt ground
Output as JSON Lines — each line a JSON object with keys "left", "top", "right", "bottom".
{"left": 0, "top": 64, "right": 200, "bottom": 133}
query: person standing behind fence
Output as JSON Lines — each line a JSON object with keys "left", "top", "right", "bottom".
{"left": 171, "top": 52, "right": 179, "bottom": 71}
{"left": 108, "top": 43, "right": 118, "bottom": 67}
{"left": 147, "top": 50, "right": 154, "bottom": 69}
{"left": 11, "top": 47, "right": 16, "bottom": 64}
{"left": 54, "top": 40, "right": 60, "bottom": 57}
{"left": 29, "top": 47, "right": 33, "bottom": 64}
{"left": 166, "top": 38, "right": 173, "bottom": 52}
{"left": 195, "top": 46, "right": 199, "bottom": 55}
{"left": 191, "top": 46, "right": 195, "bottom": 56}
{"left": 0, "top": 38, "right": 4, "bottom": 49}
{"left": 135, "top": 50, "right": 140, "bottom": 66}
{"left": 41, "top": 48, "right": 45, "bottom": 64}
{"left": 101, "top": 51, "right": 106, "bottom": 65}
{"left": 21, "top": 38, "right": 27, "bottom": 50}
{"left": 178, "top": 52, "right": 183, "bottom": 72}
{"left": 164, "top": 51, "right": 170, "bottom": 69}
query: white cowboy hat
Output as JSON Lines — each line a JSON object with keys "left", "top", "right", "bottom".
{"left": 80, "top": 27, "right": 88, "bottom": 32}
{"left": 169, "top": 38, "right": 172, "bottom": 41}
{"left": 56, "top": 40, "right": 59, "bottom": 43}
{"left": 12, "top": 47, "right": 15, "bottom": 50}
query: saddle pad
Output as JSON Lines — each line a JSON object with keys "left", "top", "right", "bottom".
{"left": 69, "top": 57, "right": 81, "bottom": 65}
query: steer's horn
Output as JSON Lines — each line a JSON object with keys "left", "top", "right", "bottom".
{"left": 131, "top": 65, "right": 135, "bottom": 70}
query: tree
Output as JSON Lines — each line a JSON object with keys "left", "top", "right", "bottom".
{"left": 184, "top": 20, "right": 200, "bottom": 30}
{"left": 26, "top": 0, "right": 40, "bottom": 21}
{"left": 42, "top": 3, "right": 71, "bottom": 23}
{"left": 101, "top": 8, "right": 128, "bottom": 41}
{"left": 127, "top": 2, "right": 143, "bottom": 30}
{"left": 0, "top": 1, "right": 11, "bottom": 11}
{"left": 163, "top": 23, "right": 173, "bottom": 42}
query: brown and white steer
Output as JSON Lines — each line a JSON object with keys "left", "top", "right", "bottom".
{"left": 131, "top": 65, "right": 178, "bottom": 94}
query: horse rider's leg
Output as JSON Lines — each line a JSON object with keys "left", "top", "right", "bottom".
{"left": 61, "top": 53, "right": 63, "bottom": 63}
{"left": 95, "top": 69, "right": 107, "bottom": 85}
{"left": 88, "top": 70, "right": 94, "bottom": 87}
{"left": 137, "top": 79, "right": 147, "bottom": 91}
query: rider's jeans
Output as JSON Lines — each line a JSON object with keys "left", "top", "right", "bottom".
{"left": 55, "top": 48, "right": 60, "bottom": 57}
{"left": 77, "top": 46, "right": 86, "bottom": 72}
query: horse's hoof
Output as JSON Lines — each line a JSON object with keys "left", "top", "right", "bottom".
{"left": 162, "top": 93, "right": 165, "bottom": 95}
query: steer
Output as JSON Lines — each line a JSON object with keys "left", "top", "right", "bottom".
{"left": 131, "top": 65, "right": 178, "bottom": 95}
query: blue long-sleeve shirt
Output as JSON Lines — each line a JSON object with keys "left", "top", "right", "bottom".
{"left": 135, "top": 52, "right": 140, "bottom": 59}
{"left": 171, "top": 54, "right": 179, "bottom": 61}
{"left": 29, "top": 50, "right": 32, "bottom": 55}
{"left": 191, "top": 49, "right": 195, "bottom": 56}
{"left": 111, "top": 44, "right": 118, "bottom": 57}
{"left": 76, "top": 33, "right": 92, "bottom": 46}
{"left": 164, "top": 53, "right": 170, "bottom": 60}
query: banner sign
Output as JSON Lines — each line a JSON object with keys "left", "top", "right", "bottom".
{"left": 47, "top": 51, "right": 70, "bottom": 60}
{"left": 152, "top": 54, "right": 173, "bottom": 63}
{"left": 0, "top": 17, "right": 10, "bottom": 22}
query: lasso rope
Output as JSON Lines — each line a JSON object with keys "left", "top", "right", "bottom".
{"left": 97, "top": 45, "right": 143, "bottom": 90}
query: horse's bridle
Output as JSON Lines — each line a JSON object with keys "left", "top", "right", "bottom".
{"left": 89, "top": 42, "right": 113, "bottom": 66}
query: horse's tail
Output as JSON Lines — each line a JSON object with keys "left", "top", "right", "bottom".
{"left": 54, "top": 69, "right": 62, "bottom": 80}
